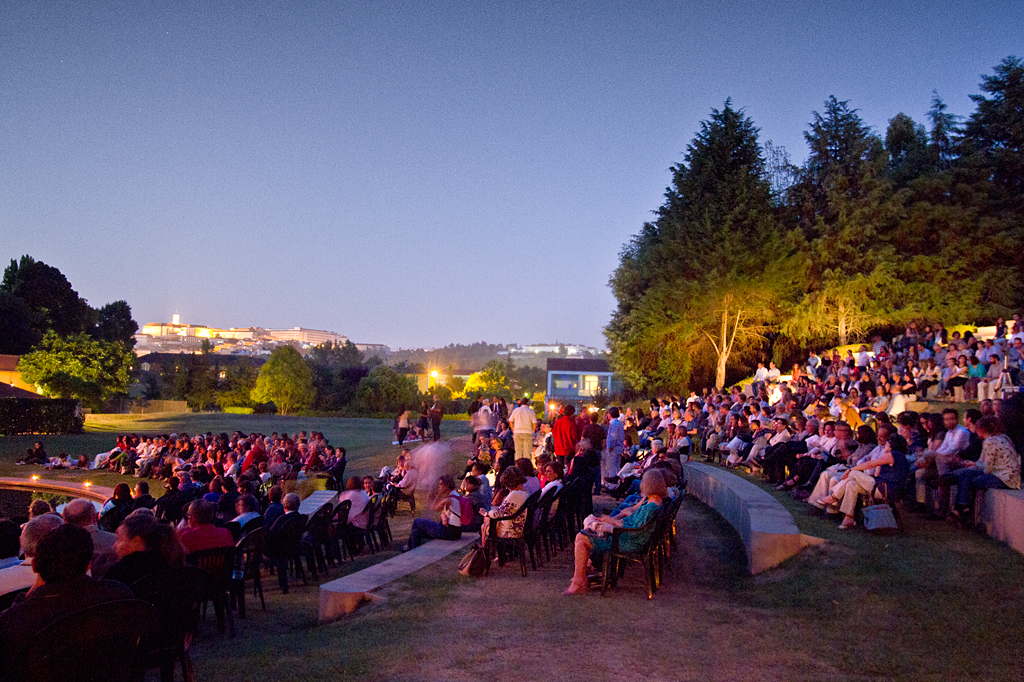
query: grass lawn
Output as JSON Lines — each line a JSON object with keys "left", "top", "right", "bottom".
{"left": 185, "top": 466, "right": 1024, "bottom": 682}
{"left": 0, "top": 413, "right": 471, "bottom": 493}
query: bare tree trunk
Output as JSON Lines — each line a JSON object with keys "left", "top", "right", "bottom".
{"left": 716, "top": 308, "right": 728, "bottom": 389}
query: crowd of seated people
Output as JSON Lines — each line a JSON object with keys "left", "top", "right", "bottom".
{"left": 659, "top": 320, "right": 1024, "bottom": 529}
{"left": 75, "top": 430, "right": 349, "bottom": 490}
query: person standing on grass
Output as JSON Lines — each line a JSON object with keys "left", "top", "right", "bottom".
{"left": 430, "top": 394, "right": 444, "bottom": 441}
{"left": 552, "top": 404, "right": 581, "bottom": 466}
{"left": 603, "top": 407, "right": 624, "bottom": 492}
{"left": 510, "top": 398, "right": 537, "bottom": 462}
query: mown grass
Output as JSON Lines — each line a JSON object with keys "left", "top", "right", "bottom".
{"left": 185, "top": 467, "right": 1024, "bottom": 682}
{"left": 0, "top": 414, "right": 470, "bottom": 493}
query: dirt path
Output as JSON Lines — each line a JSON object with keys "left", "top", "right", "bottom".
{"left": 362, "top": 497, "right": 863, "bottom": 682}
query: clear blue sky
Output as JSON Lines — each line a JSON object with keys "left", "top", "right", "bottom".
{"left": 1, "top": 1, "right": 1019, "bottom": 349}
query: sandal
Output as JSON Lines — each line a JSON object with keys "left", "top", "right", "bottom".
{"left": 564, "top": 577, "right": 588, "bottom": 595}
{"left": 838, "top": 517, "right": 857, "bottom": 529}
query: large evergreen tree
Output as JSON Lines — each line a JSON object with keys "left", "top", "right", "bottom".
{"left": 962, "top": 56, "right": 1024, "bottom": 197}
{"left": 608, "top": 101, "right": 786, "bottom": 391}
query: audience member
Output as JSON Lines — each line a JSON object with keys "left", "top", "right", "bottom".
{"left": 62, "top": 498, "right": 118, "bottom": 579}
{"left": 0, "top": 524, "right": 133, "bottom": 670}
{"left": 178, "top": 500, "right": 233, "bottom": 554}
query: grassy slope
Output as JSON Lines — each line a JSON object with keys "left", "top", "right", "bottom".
{"left": 0, "top": 413, "right": 471, "bottom": 492}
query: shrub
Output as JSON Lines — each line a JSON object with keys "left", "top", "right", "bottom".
{"left": 223, "top": 406, "right": 255, "bottom": 415}
{"left": 0, "top": 398, "right": 84, "bottom": 435}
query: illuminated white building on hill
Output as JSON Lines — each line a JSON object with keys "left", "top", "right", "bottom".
{"left": 134, "top": 316, "right": 348, "bottom": 356}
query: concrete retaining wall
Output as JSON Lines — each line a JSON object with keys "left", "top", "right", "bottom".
{"left": 683, "top": 462, "right": 821, "bottom": 574}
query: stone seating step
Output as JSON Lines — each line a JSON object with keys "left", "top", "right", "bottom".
{"left": 683, "top": 462, "right": 822, "bottom": 574}
{"left": 318, "top": 535, "right": 475, "bottom": 622}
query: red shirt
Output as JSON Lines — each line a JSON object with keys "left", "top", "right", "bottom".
{"left": 178, "top": 524, "right": 234, "bottom": 554}
{"left": 552, "top": 415, "right": 581, "bottom": 459}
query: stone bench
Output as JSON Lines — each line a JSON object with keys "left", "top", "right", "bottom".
{"left": 318, "top": 535, "right": 475, "bottom": 623}
{"left": 682, "top": 462, "right": 822, "bottom": 574}
{"left": 976, "top": 488, "right": 1024, "bottom": 553}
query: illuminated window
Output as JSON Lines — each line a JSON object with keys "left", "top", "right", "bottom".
{"left": 552, "top": 373, "right": 579, "bottom": 390}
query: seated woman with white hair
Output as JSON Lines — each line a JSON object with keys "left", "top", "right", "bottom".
{"left": 564, "top": 469, "right": 667, "bottom": 595}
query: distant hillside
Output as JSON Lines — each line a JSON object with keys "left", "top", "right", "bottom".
{"left": 387, "top": 342, "right": 510, "bottom": 372}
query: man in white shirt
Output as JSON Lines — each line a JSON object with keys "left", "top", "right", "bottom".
{"left": 806, "top": 352, "right": 821, "bottom": 378}
{"left": 856, "top": 345, "right": 870, "bottom": 369}
{"left": 916, "top": 409, "right": 973, "bottom": 498}
{"left": 509, "top": 398, "right": 538, "bottom": 462}
{"left": 752, "top": 362, "right": 769, "bottom": 396}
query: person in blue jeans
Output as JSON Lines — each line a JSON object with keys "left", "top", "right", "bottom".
{"left": 401, "top": 475, "right": 463, "bottom": 551}
{"left": 944, "top": 415, "right": 1021, "bottom": 525}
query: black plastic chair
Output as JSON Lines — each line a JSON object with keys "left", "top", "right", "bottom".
{"left": 186, "top": 546, "right": 238, "bottom": 637}
{"left": 327, "top": 499, "right": 352, "bottom": 563}
{"left": 233, "top": 527, "right": 267, "bottom": 618}
{"left": 360, "top": 498, "right": 380, "bottom": 554}
{"left": 553, "top": 478, "right": 585, "bottom": 549}
{"left": 131, "top": 566, "right": 209, "bottom": 682}
{"left": 599, "top": 505, "right": 666, "bottom": 599}
{"left": 374, "top": 497, "right": 393, "bottom": 547}
{"left": 6, "top": 599, "right": 158, "bottom": 682}
{"left": 263, "top": 512, "right": 308, "bottom": 594}
{"left": 483, "top": 489, "right": 540, "bottom": 577}
{"left": 534, "top": 485, "right": 564, "bottom": 563}
{"left": 304, "top": 504, "right": 335, "bottom": 574}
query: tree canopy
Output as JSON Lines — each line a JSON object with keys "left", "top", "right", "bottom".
{"left": 608, "top": 56, "right": 1024, "bottom": 393}
{"left": 17, "top": 332, "right": 134, "bottom": 409}
{"left": 0, "top": 256, "right": 139, "bottom": 354}
{"left": 250, "top": 346, "right": 315, "bottom": 415}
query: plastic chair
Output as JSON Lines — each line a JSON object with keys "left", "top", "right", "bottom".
{"left": 233, "top": 527, "right": 267, "bottom": 617}
{"left": 304, "top": 504, "right": 335, "bottom": 575}
{"left": 131, "top": 566, "right": 209, "bottom": 682}
{"left": 186, "top": 545, "right": 238, "bottom": 637}
{"left": 371, "top": 496, "right": 392, "bottom": 548}
{"left": 327, "top": 499, "right": 352, "bottom": 563}
{"left": 531, "top": 485, "right": 562, "bottom": 565}
{"left": 599, "top": 506, "right": 666, "bottom": 599}
{"left": 6, "top": 599, "right": 158, "bottom": 682}
{"left": 263, "top": 512, "right": 308, "bottom": 594}
{"left": 483, "top": 489, "right": 540, "bottom": 577}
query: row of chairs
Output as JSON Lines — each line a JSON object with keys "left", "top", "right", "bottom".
{"left": 483, "top": 475, "right": 686, "bottom": 599}
{"left": 483, "top": 476, "right": 594, "bottom": 577}
{"left": 597, "top": 492, "right": 684, "bottom": 599}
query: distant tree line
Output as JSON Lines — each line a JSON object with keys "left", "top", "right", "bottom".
{"left": 387, "top": 342, "right": 511, "bottom": 372}
{"left": 608, "top": 56, "right": 1024, "bottom": 393}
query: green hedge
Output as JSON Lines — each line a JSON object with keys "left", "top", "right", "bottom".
{"left": 0, "top": 398, "right": 85, "bottom": 436}
{"left": 223, "top": 406, "right": 255, "bottom": 415}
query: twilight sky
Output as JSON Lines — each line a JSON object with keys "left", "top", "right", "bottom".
{"left": 1, "top": 1, "right": 1019, "bottom": 350}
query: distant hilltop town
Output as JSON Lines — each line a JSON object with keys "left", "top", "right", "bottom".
{"left": 133, "top": 315, "right": 389, "bottom": 359}
{"left": 502, "top": 343, "right": 603, "bottom": 357}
